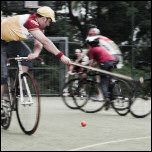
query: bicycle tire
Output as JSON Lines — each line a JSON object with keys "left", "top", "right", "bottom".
{"left": 61, "top": 78, "right": 88, "bottom": 109}
{"left": 130, "top": 79, "right": 151, "bottom": 118}
{"left": 74, "top": 79, "right": 106, "bottom": 113}
{"left": 1, "top": 84, "right": 12, "bottom": 130}
{"left": 111, "top": 79, "right": 132, "bottom": 116}
{"left": 16, "top": 72, "right": 40, "bottom": 135}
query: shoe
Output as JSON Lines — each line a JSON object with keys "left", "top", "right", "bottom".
{"left": 104, "top": 98, "right": 110, "bottom": 110}
{"left": 62, "top": 88, "right": 70, "bottom": 96}
{"left": 91, "top": 96, "right": 104, "bottom": 102}
{"left": 62, "top": 92, "right": 70, "bottom": 96}
{"left": 81, "top": 91, "right": 87, "bottom": 96}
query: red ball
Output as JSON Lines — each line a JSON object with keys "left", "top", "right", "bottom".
{"left": 81, "top": 121, "right": 86, "bottom": 127}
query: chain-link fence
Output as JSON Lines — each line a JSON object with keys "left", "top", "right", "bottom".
{"left": 8, "top": 37, "right": 69, "bottom": 96}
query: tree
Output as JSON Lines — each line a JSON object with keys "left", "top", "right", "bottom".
{"left": 1, "top": 1, "right": 151, "bottom": 62}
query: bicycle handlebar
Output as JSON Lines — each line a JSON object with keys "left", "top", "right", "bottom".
{"left": 6, "top": 56, "right": 45, "bottom": 66}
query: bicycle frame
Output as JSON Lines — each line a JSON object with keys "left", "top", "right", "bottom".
{"left": 17, "top": 58, "right": 33, "bottom": 105}
{"left": 7, "top": 56, "right": 33, "bottom": 106}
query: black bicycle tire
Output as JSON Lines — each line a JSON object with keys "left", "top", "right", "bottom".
{"left": 1, "top": 83, "right": 12, "bottom": 130}
{"left": 130, "top": 110, "right": 151, "bottom": 118}
{"left": 111, "top": 79, "right": 132, "bottom": 116}
{"left": 61, "top": 78, "right": 88, "bottom": 109}
{"left": 129, "top": 79, "right": 151, "bottom": 118}
{"left": 16, "top": 72, "right": 40, "bottom": 135}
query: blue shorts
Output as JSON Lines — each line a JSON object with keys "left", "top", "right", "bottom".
{"left": 1, "top": 40, "right": 33, "bottom": 84}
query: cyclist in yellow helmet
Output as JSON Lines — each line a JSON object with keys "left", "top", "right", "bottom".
{"left": 1, "top": 6, "right": 71, "bottom": 101}
{"left": 37, "top": 6, "right": 56, "bottom": 22}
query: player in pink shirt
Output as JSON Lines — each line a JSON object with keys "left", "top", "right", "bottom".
{"left": 89, "top": 46, "right": 116, "bottom": 65}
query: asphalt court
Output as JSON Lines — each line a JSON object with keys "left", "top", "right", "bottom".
{"left": 1, "top": 97, "right": 151, "bottom": 151}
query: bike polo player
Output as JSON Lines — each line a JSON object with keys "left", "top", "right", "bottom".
{"left": 86, "top": 36, "right": 117, "bottom": 108}
{"left": 87, "top": 28, "right": 123, "bottom": 69}
{"left": 1, "top": 6, "right": 71, "bottom": 123}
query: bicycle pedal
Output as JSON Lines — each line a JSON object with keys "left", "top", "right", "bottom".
{"left": 104, "top": 104, "right": 110, "bottom": 110}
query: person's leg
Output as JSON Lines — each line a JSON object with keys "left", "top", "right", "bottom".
{"left": 7, "top": 41, "right": 33, "bottom": 72}
{"left": 96, "top": 75, "right": 104, "bottom": 99}
{"left": 1, "top": 41, "right": 9, "bottom": 102}
{"left": 100, "top": 62, "right": 111, "bottom": 99}
{"left": 22, "top": 66, "right": 29, "bottom": 73}
{"left": 100, "top": 61, "right": 116, "bottom": 99}
{"left": 100, "top": 75, "right": 110, "bottom": 99}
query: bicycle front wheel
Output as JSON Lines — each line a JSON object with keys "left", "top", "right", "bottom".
{"left": 130, "top": 79, "right": 151, "bottom": 118}
{"left": 16, "top": 72, "right": 40, "bottom": 135}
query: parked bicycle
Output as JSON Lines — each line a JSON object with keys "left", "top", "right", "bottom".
{"left": 1, "top": 55, "right": 44, "bottom": 135}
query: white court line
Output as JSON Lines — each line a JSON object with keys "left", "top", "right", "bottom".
{"left": 68, "top": 136, "right": 151, "bottom": 151}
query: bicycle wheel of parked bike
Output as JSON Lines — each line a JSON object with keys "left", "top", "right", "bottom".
{"left": 1, "top": 83, "right": 12, "bottom": 130}
{"left": 111, "top": 79, "right": 132, "bottom": 116}
{"left": 16, "top": 72, "right": 40, "bottom": 135}
{"left": 61, "top": 78, "right": 88, "bottom": 109}
{"left": 130, "top": 79, "right": 151, "bottom": 118}
{"left": 74, "top": 79, "right": 106, "bottom": 113}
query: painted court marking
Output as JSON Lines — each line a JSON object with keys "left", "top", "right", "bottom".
{"left": 68, "top": 136, "right": 150, "bottom": 151}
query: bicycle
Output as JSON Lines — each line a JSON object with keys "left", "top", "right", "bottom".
{"left": 62, "top": 71, "right": 132, "bottom": 115}
{"left": 1, "top": 55, "right": 44, "bottom": 135}
{"left": 129, "top": 61, "right": 151, "bottom": 118}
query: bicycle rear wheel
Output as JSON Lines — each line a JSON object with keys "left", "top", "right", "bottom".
{"left": 1, "top": 83, "right": 12, "bottom": 130}
{"left": 16, "top": 72, "right": 40, "bottom": 135}
{"left": 61, "top": 78, "right": 88, "bottom": 109}
{"left": 111, "top": 79, "right": 132, "bottom": 116}
{"left": 130, "top": 79, "right": 151, "bottom": 118}
{"left": 74, "top": 79, "right": 106, "bottom": 113}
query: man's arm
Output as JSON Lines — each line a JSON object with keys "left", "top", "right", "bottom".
{"left": 33, "top": 39, "right": 43, "bottom": 56}
{"left": 27, "top": 39, "right": 43, "bottom": 60}
{"left": 89, "top": 59, "right": 94, "bottom": 67}
{"left": 29, "top": 30, "right": 71, "bottom": 65}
